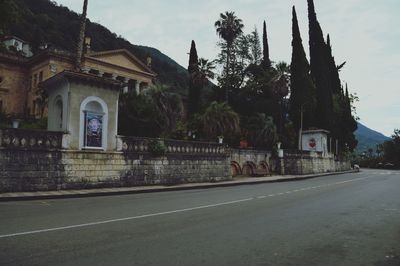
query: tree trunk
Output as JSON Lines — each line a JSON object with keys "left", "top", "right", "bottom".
{"left": 75, "top": 0, "right": 88, "bottom": 71}
{"left": 225, "top": 44, "right": 230, "bottom": 103}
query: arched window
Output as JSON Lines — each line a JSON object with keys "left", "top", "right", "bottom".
{"left": 79, "top": 96, "right": 108, "bottom": 150}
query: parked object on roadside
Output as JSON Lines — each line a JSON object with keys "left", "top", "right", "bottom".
{"left": 353, "top": 164, "right": 360, "bottom": 171}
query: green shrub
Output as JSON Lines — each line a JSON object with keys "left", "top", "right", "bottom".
{"left": 148, "top": 139, "right": 167, "bottom": 156}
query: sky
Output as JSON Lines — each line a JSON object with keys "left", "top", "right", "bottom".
{"left": 55, "top": 0, "right": 399, "bottom": 136}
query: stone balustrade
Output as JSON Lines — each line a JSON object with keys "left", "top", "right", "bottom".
{"left": 117, "top": 136, "right": 227, "bottom": 156}
{"left": 0, "top": 128, "right": 63, "bottom": 150}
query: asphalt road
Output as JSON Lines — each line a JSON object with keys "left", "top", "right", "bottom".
{"left": 0, "top": 169, "right": 399, "bottom": 266}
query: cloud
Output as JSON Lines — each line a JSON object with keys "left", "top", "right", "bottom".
{"left": 56, "top": 0, "right": 400, "bottom": 136}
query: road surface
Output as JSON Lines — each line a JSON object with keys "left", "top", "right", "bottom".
{"left": 0, "top": 169, "right": 399, "bottom": 265}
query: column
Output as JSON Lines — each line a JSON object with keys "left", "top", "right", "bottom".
{"left": 135, "top": 81, "right": 141, "bottom": 95}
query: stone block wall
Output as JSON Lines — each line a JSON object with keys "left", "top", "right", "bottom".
{"left": 0, "top": 131, "right": 231, "bottom": 192}
{"left": 283, "top": 151, "right": 351, "bottom": 175}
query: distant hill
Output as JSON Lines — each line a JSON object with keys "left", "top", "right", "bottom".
{"left": 7, "top": 0, "right": 189, "bottom": 93}
{"left": 355, "top": 122, "right": 390, "bottom": 153}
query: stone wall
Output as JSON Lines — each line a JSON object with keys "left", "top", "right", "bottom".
{"left": 0, "top": 131, "right": 230, "bottom": 192}
{"left": 282, "top": 150, "right": 351, "bottom": 175}
{"left": 0, "top": 129, "right": 352, "bottom": 193}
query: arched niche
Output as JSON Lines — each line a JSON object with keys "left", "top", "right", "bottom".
{"left": 79, "top": 96, "right": 109, "bottom": 150}
{"left": 47, "top": 95, "right": 65, "bottom": 131}
{"left": 54, "top": 96, "right": 63, "bottom": 131}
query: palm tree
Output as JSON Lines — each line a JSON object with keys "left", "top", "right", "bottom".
{"left": 193, "top": 58, "right": 215, "bottom": 87}
{"left": 272, "top": 61, "right": 290, "bottom": 99}
{"left": 215, "top": 11, "right": 244, "bottom": 102}
{"left": 75, "top": 0, "right": 88, "bottom": 71}
{"left": 145, "top": 83, "right": 184, "bottom": 136}
{"left": 201, "top": 101, "right": 240, "bottom": 140}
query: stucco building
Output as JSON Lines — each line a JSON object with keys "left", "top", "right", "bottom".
{"left": 0, "top": 36, "right": 156, "bottom": 117}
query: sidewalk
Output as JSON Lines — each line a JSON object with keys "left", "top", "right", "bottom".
{"left": 0, "top": 170, "right": 358, "bottom": 201}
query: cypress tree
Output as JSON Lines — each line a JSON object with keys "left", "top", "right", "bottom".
{"left": 188, "top": 40, "right": 199, "bottom": 75}
{"left": 327, "top": 34, "right": 342, "bottom": 142}
{"left": 289, "top": 6, "right": 316, "bottom": 132}
{"left": 326, "top": 35, "right": 342, "bottom": 95}
{"left": 187, "top": 40, "right": 200, "bottom": 117}
{"left": 262, "top": 20, "right": 271, "bottom": 68}
{"left": 344, "top": 85, "right": 358, "bottom": 151}
{"left": 307, "top": 0, "right": 333, "bottom": 130}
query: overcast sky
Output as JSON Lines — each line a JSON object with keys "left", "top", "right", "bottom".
{"left": 55, "top": 0, "right": 399, "bottom": 136}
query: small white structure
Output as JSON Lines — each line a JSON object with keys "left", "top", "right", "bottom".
{"left": 1, "top": 36, "right": 33, "bottom": 57}
{"left": 301, "top": 129, "right": 329, "bottom": 156}
{"left": 42, "top": 70, "right": 123, "bottom": 151}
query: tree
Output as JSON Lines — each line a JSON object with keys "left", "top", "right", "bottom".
{"left": 200, "top": 101, "right": 240, "bottom": 141}
{"left": 249, "top": 27, "right": 262, "bottom": 65}
{"left": 188, "top": 40, "right": 200, "bottom": 117}
{"left": 383, "top": 129, "right": 400, "bottom": 167}
{"left": 307, "top": 0, "right": 333, "bottom": 130}
{"left": 289, "top": 6, "right": 316, "bottom": 132}
{"left": 118, "top": 92, "right": 163, "bottom": 137}
{"left": 194, "top": 58, "right": 215, "bottom": 87}
{"left": 145, "top": 83, "right": 184, "bottom": 137}
{"left": 188, "top": 40, "right": 199, "bottom": 74}
{"left": 343, "top": 85, "right": 358, "bottom": 151}
{"left": 262, "top": 20, "right": 271, "bottom": 68}
{"left": 75, "top": 0, "right": 88, "bottom": 71}
{"left": 215, "top": 11, "right": 244, "bottom": 102}
{"left": 240, "top": 113, "right": 277, "bottom": 149}
{"left": 0, "top": 0, "right": 18, "bottom": 34}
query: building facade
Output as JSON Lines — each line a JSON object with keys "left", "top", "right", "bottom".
{"left": 0, "top": 36, "right": 156, "bottom": 117}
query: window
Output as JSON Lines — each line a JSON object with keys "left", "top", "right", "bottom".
{"left": 0, "top": 100, "right": 3, "bottom": 112}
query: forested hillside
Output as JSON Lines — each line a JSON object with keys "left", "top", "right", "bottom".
{"left": 355, "top": 122, "right": 390, "bottom": 154}
{"left": 6, "top": 0, "right": 188, "bottom": 92}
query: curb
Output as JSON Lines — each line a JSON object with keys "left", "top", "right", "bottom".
{"left": 0, "top": 170, "right": 359, "bottom": 202}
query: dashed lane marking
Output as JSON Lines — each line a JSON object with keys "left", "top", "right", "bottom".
{"left": 0, "top": 176, "right": 373, "bottom": 239}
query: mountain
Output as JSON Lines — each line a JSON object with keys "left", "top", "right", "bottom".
{"left": 6, "top": 0, "right": 189, "bottom": 93}
{"left": 355, "top": 122, "right": 390, "bottom": 153}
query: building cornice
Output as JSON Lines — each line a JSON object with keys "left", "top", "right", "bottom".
{"left": 41, "top": 70, "right": 124, "bottom": 91}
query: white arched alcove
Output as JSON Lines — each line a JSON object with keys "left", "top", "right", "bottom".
{"left": 79, "top": 96, "right": 109, "bottom": 150}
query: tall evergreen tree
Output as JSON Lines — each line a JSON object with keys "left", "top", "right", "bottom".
{"left": 307, "top": 0, "right": 333, "bottom": 130}
{"left": 327, "top": 34, "right": 346, "bottom": 145}
{"left": 343, "top": 85, "right": 358, "bottom": 151}
{"left": 326, "top": 35, "right": 342, "bottom": 95}
{"left": 188, "top": 40, "right": 199, "bottom": 75}
{"left": 262, "top": 20, "right": 271, "bottom": 68}
{"left": 187, "top": 40, "right": 200, "bottom": 117}
{"left": 289, "top": 6, "right": 316, "bottom": 132}
{"left": 250, "top": 27, "right": 262, "bottom": 65}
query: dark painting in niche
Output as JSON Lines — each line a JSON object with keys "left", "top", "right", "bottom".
{"left": 85, "top": 112, "right": 103, "bottom": 148}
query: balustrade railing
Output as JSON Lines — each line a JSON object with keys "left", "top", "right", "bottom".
{"left": 118, "top": 136, "right": 227, "bottom": 156}
{"left": 0, "top": 128, "right": 63, "bottom": 150}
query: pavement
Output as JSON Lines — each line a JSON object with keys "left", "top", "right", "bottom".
{"left": 1, "top": 169, "right": 399, "bottom": 265}
{"left": 0, "top": 170, "right": 357, "bottom": 201}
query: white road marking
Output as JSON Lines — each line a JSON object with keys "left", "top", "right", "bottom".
{"left": 0, "top": 175, "right": 374, "bottom": 239}
{"left": 0, "top": 198, "right": 253, "bottom": 239}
